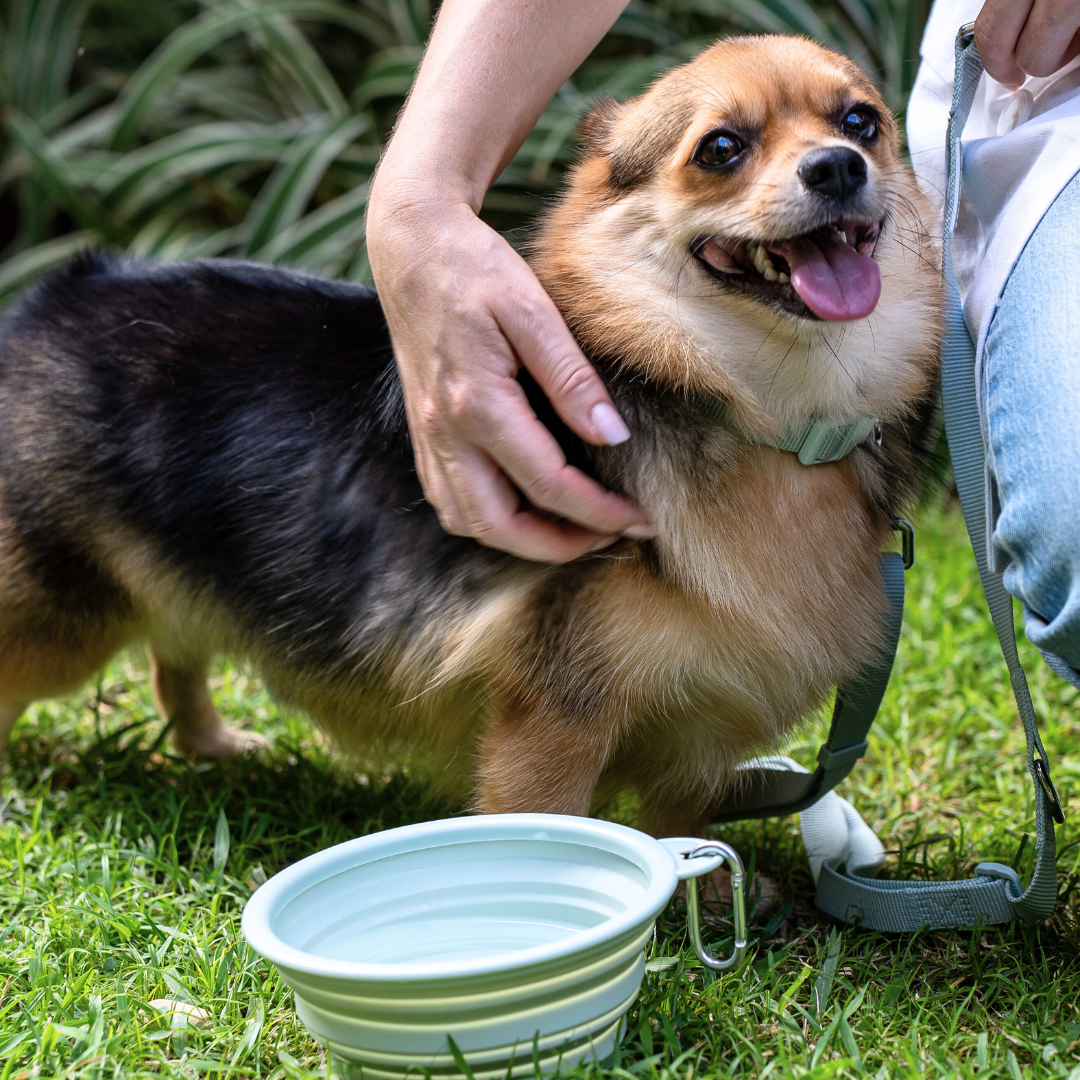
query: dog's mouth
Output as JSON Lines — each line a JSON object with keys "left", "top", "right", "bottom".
{"left": 694, "top": 218, "right": 882, "bottom": 322}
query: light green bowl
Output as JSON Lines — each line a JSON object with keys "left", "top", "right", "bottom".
{"left": 242, "top": 814, "right": 735, "bottom": 1077}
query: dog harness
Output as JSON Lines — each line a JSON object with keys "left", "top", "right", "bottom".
{"left": 711, "top": 24, "right": 1063, "bottom": 931}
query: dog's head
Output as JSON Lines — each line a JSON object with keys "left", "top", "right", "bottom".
{"left": 532, "top": 36, "right": 941, "bottom": 429}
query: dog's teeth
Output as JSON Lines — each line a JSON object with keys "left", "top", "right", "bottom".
{"left": 751, "top": 244, "right": 770, "bottom": 275}
{"left": 762, "top": 263, "right": 779, "bottom": 282}
{"left": 778, "top": 271, "right": 790, "bottom": 284}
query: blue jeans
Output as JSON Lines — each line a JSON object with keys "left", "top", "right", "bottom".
{"left": 983, "top": 167, "right": 1080, "bottom": 689}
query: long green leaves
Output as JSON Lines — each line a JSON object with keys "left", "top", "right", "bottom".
{"left": 0, "top": 228, "right": 93, "bottom": 305}
{"left": 108, "top": 0, "right": 392, "bottom": 150}
{"left": 0, "top": 0, "right": 395, "bottom": 291}
{"left": 0, "top": 0, "right": 929, "bottom": 308}
{"left": 241, "top": 112, "right": 368, "bottom": 255}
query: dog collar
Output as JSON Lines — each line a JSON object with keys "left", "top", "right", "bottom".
{"left": 699, "top": 397, "right": 880, "bottom": 466}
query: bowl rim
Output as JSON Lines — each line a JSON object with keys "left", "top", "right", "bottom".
{"left": 241, "top": 813, "right": 680, "bottom": 982}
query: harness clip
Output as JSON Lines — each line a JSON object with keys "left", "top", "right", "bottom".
{"left": 891, "top": 518, "right": 915, "bottom": 570}
{"left": 1035, "top": 756, "right": 1065, "bottom": 824}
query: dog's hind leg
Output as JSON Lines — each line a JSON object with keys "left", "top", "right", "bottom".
{"left": 150, "top": 653, "right": 267, "bottom": 760}
{"left": 475, "top": 701, "right": 614, "bottom": 816}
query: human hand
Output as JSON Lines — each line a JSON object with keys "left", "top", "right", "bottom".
{"left": 975, "top": 0, "right": 1080, "bottom": 88}
{"left": 366, "top": 190, "right": 654, "bottom": 563}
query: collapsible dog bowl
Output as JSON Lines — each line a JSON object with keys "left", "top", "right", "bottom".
{"left": 242, "top": 814, "right": 745, "bottom": 1078}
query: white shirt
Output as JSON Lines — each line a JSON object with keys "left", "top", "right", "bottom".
{"left": 907, "top": 0, "right": 1080, "bottom": 361}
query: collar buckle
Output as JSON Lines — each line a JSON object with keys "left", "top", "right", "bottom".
{"left": 700, "top": 397, "right": 879, "bottom": 465}
{"left": 784, "top": 416, "right": 879, "bottom": 465}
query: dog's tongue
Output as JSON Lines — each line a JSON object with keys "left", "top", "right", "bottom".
{"left": 771, "top": 229, "right": 881, "bottom": 321}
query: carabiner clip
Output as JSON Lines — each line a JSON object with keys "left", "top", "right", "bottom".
{"left": 682, "top": 841, "right": 748, "bottom": 973}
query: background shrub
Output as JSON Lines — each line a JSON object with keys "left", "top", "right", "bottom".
{"left": 0, "top": 0, "right": 931, "bottom": 307}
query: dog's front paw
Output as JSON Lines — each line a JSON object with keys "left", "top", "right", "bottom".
{"left": 174, "top": 723, "right": 269, "bottom": 761}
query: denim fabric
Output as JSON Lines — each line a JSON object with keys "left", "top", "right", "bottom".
{"left": 983, "top": 166, "right": 1080, "bottom": 689}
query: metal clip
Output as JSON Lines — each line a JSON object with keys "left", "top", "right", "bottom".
{"left": 1035, "top": 755, "right": 1065, "bottom": 824}
{"left": 682, "top": 841, "right": 747, "bottom": 973}
{"left": 958, "top": 20, "right": 976, "bottom": 48}
{"left": 891, "top": 517, "right": 915, "bottom": 570}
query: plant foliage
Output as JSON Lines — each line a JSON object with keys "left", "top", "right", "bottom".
{"left": 0, "top": 0, "right": 930, "bottom": 306}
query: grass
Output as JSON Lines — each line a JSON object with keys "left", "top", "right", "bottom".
{"left": 1, "top": 3, "right": 1070, "bottom": 1078}
{"left": 1, "top": 501, "right": 1079, "bottom": 1079}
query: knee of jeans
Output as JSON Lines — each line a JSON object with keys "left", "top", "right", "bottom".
{"left": 999, "top": 502, "right": 1080, "bottom": 659}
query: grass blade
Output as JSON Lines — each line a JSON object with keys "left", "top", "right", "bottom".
{"left": 213, "top": 810, "right": 230, "bottom": 871}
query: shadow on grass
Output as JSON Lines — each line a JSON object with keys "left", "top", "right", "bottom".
{"left": 3, "top": 711, "right": 464, "bottom": 882}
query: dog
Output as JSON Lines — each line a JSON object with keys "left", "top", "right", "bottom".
{"left": 0, "top": 35, "right": 940, "bottom": 837}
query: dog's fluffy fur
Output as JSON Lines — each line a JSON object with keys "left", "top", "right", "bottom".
{"left": 0, "top": 36, "right": 941, "bottom": 835}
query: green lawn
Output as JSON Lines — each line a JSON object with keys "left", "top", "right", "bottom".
{"left": 1, "top": 503, "right": 1078, "bottom": 1080}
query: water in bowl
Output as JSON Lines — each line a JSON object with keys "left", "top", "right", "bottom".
{"left": 273, "top": 837, "right": 649, "bottom": 968}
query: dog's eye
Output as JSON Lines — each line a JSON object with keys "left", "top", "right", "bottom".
{"left": 841, "top": 108, "right": 878, "bottom": 141}
{"left": 694, "top": 131, "right": 744, "bottom": 168}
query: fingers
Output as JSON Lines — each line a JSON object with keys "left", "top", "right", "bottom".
{"left": 447, "top": 374, "right": 648, "bottom": 535}
{"left": 442, "top": 441, "right": 627, "bottom": 563}
{"left": 976, "top": 0, "right": 1080, "bottom": 86}
{"left": 976, "top": 0, "right": 1035, "bottom": 87}
{"left": 1014, "top": 0, "right": 1080, "bottom": 77}
{"left": 415, "top": 375, "right": 652, "bottom": 560}
{"left": 495, "top": 280, "right": 632, "bottom": 449}
{"left": 407, "top": 347, "right": 647, "bottom": 561}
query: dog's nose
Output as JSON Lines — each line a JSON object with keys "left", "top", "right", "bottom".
{"left": 798, "top": 147, "right": 867, "bottom": 201}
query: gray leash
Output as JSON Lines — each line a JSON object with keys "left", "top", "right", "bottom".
{"left": 933, "top": 25, "right": 1060, "bottom": 925}
{"left": 710, "top": 551, "right": 905, "bottom": 825}
{"left": 713, "top": 26, "right": 1061, "bottom": 930}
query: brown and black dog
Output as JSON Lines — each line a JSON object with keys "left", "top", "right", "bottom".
{"left": 0, "top": 36, "right": 941, "bottom": 837}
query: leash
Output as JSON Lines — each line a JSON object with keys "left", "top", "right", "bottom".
{"left": 710, "top": 25, "right": 1061, "bottom": 930}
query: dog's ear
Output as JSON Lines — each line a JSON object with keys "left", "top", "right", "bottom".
{"left": 576, "top": 97, "right": 623, "bottom": 156}
{"left": 579, "top": 92, "right": 695, "bottom": 192}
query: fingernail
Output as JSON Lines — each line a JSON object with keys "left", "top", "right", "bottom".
{"left": 588, "top": 535, "right": 620, "bottom": 552}
{"left": 591, "top": 402, "right": 630, "bottom": 445}
{"left": 622, "top": 523, "right": 657, "bottom": 540}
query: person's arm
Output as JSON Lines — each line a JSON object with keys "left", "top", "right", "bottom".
{"left": 976, "top": 0, "right": 1080, "bottom": 87}
{"left": 366, "top": 0, "right": 655, "bottom": 564}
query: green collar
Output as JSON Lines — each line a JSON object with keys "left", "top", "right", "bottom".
{"left": 699, "top": 397, "right": 879, "bottom": 466}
